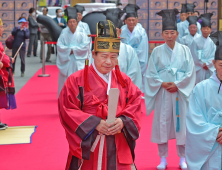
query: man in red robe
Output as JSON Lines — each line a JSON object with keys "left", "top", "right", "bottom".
{"left": 0, "top": 18, "right": 17, "bottom": 130}
{"left": 58, "top": 20, "right": 142, "bottom": 170}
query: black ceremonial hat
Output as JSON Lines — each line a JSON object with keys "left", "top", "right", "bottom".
{"left": 210, "top": 31, "right": 222, "bottom": 61}
{"left": 181, "top": 4, "right": 187, "bottom": 13}
{"left": 209, "top": 31, "right": 222, "bottom": 93}
{"left": 123, "top": 4, "right": 140, "bottom": 19}
{"left": 73, "top": 4, "right": 85, "bottom": 14}
{"left": 200, "top": 13, "right": 213, "bottom": 27}
{"left": 157, "top": 9, "right": 179, "bottom": 31}
{"left": 64, "top": 7, "right": 77, "bottom": 21}
{"left": 102, "top": 8, "right": 124, "bottom": 28}
{"left": 187, "top": 16, "right": 198, "bottom": 26}
{"left": 186, "top": 3, "right": 196, "bottom": 13}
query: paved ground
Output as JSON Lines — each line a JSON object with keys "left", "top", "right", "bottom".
{"left": 12, "top": 42, "right": 57, "bottom": 93}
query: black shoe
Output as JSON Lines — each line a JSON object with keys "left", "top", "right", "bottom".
{"left": 0, "top": 123, "right": 7, "bottom": 130}
{"left": 34, "top": 55, "right": 38, "bottom": 57}
{"left": 46, "top": 59, "right": 52, "bottom": 62}
{"left": 27, "top": 55, "right": 31, "bottom": 57}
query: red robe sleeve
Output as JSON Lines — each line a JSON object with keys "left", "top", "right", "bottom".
{"left": 58, "top": 74, "right": 101, "bottom": 159}
{"left": 0, "top": 42, "right": 10, "bottom": 68}
{"left": 116, "top": 74, "right": 142, "bottom": 162}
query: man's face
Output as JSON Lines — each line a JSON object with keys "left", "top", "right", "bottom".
{"left": 161, "top": 30, "right": 179, "bottom": 47}
{"left": 57, "top": 9, "right": 62, "bottom": 17}
{"left": 213, "top": 60, "right": 222, "bottom": 80}
{"left": 125, "top": 17, "right": 136, "bottom": 30}
{"left": 43, "top": 8, "right": 48, "bottom": 15}
{"left": 0, "top": 25, "right": 4, "bottom": 36}
{"left": 67, "top": 19, "right": 77, "bottom": 31}
{"left": 77, "top": 12, "right": 83, "bottom": 22}
{"left": 187, "top": 12, "right": 193, "bottom": 17}
{"left": 189, "top": 24, "right": 197, "bottom": 36}
{"left": 193, "top": 12, "right": 199, "bottom": 16}
{"left": 201, "top": 26, "right": 211, "bottom": 38}
{"left": 93, "top": 52, "right": 118, "bottom": 74}
{"left": 180, "top": 13, "right": 187, "bottom": 22}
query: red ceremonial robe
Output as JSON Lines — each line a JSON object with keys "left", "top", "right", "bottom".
{"left": 58, "top": 65, "right": 142, "bottom": 170}
{"left": 0, "top": 41, "right": 16, "bottom": 109}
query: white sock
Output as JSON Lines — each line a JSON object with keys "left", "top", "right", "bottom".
{"left": 180, "top": 157, "right": 186, "bottom": 164}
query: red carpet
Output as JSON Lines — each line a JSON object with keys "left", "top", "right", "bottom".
{"left": 0, "top": 65, "right": 181, "bottom": 170}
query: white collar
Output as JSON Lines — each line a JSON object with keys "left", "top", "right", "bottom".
{"left": 165, "top": 42, "right": 177, "bottom": 62}
{"left": 92, "top": 61, "right": 112, "bottom": 95}
{"left": 127, "top": 26, "right": 135, "bottom": 38}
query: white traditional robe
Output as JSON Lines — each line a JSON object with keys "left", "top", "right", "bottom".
{"left": 56, "top": 28, "right": 90, "bottom": 97}
{"left": 186, "top": 71, "right": 222, "bottom": 170}
{"left": 180, "top": 33, "right": 201, "bottom": 48}
{"left": 177, "top": 20, "right": 201, "bottom": 42}
{"left": 118, "top": 43, "right": 142, "bottom": 90}
{"left": 190, "top": 35, "right": 216, "bottom": 84}
{"left": 89, "top": 42, "right": 142, "bottom": 90}
{"left": 144, "top": 42, "right": 196, "bottom": 145}
{"left": 120, "top": 24, "right": 149, "bottom": 77}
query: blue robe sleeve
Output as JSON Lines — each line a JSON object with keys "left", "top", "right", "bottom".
{"left": 118, "top": 43, "right": 142, "bottom": 90}
{"left": 135, "top": 29, "right": 149, "bottom": 76}
{"left": 144, "top": 47, "right": 163, "bottom": 115}
{"left": 186, "top": 85, "right": 219, "bottom": 169}
{"left": 174, "top": 46, "right": 196, "bottom": 98}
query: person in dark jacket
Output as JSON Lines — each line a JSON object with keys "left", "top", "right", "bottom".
{"left": 53, "top": 9, "right": 66, "bottom": 29}
{"left": 11, "top": 17, "right": 29, "bottom": 77}
{"left": 27, "top": 8, "right": 38, "bottom": 57}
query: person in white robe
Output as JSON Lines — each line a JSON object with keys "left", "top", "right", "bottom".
{"left": 144, "top": 9, "right": 196, "bottom": 170}
{"left": 186, "top": 31, "right": 222, "bottom": 170}
{"left": 190, "top": 13, "right": 216, "bottom": 84}
{"left": 177, "top": 3, "right": 201, "bottom": 42}
{"left": 56, "top": 7, "right": 90, "bottom": 97}
{"left": 101, "top": 8, "right": 142, "bottom": 89}
{"left": 120, "top": 4, "right": 148, "bottom": 92}
{"left": 180, "top": 16, "right": 201, "bottom": 48}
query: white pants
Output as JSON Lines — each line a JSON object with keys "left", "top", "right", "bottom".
{"left": 158, "top": 143, "right": 185, "bottom": 158}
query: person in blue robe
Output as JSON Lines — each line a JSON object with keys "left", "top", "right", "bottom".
{"left": 177, "top": 3, "right": 201, "bottom": 42}
{"left": 101, "top": 8, "right": 142, "bottom": 89}
{"left": 190, "top": 13, "right": 216, "bottom": 84}
{"left": 144, "top": 9, "right": 196, "bottom": 170}
{"left": 120, "top": 4, "right": 148, "bottom": 92}
{"left": 186, "top": 31, "right": 222, "bottom": 170}
{"left": 180, "top": 16, "right": 201, "bottom": 48}
{"left": 56, "top": 7, "right": 90, "bottom": 97}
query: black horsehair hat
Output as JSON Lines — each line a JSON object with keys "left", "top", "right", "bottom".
{"left": 187, "top": 16, "right": 198, "bottom": 26}
{"left": 210, "top": 31, "right": 222, "bottom": 93}
{"left": 123, "top": 4, "right": 140, "bottom": 19}
{"left": 157, "top": 9, "right": 179, "bottom": 31}
{"left": 199, "top": 13, "right": 213, "bottom": 28}
{"left": 64, "top": 7, "right": 77, "bottom": 21}
{"left": 186, "top": 3, "right": 196, "bottom": 13}
{"left": 181, "top": 4, "right": 186, "bottom": 13}
{"left": 102, "top": 8, "right": 124, "bottom": 29}
{"left": 74, "top": 5, "right": 85, "bottom": 14}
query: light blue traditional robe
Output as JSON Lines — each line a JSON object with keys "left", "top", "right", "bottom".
{"left": 177, "top": 20, "right": 201, "bottom": 42}
{"left": 144, "top": 42, "right": 196, "bottom": 145}
{"left": 190, "top": 35, "right": 216, "bottom": 84}
{"left": 89, "top": 42, "right": 142, "bottom": 89}
{"left": 180, "top": 33, "right": 201, "bottom": 48}
{"left": 118, "top": 42, "right": 142, "bottom": 89}
{"left": 120, "top": 24, "right": 149, "bottom": 77}
{"left": 56, "top": 27, "right": 90, "bottom": 97}
{"left": 186, "top": 71, "right": 222, "bottom": 170}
